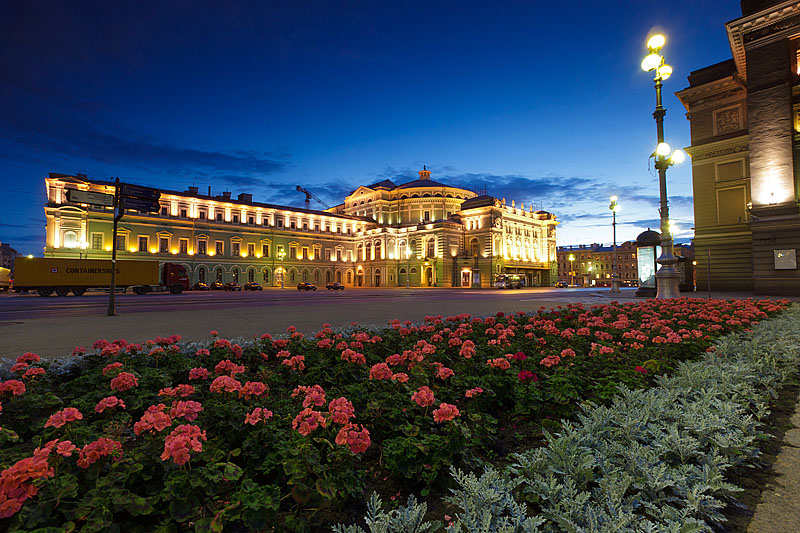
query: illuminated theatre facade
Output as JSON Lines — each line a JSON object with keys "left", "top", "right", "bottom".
{"left": 42, "top": 169, "right": 558, "bottom": 288}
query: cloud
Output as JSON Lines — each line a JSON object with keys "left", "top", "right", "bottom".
{"left": 0, "top": 222, "right": 30, "bottom": 229}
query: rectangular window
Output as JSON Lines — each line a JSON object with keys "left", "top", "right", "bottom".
{"left": 138, "top": 236, "right": 148, "bottom": 252}
{"left": 302, "top": 247, "right": 309, "bottom": 259}
{"left": 336, "top": 249, "right": 342, "bottom": 261}
{"left": 91, "top": 233, "right": 103, "bottom": 250}
{"left": 199, "top": 210, "right": 206, "bottom": 220}
{"left": 198, "top": 240, "right": 207, "bottom": 255}
{"left": 160, "top": 206, "right": 168, "bottom": 216}
{"left": 179, "top": 238, "right": 188, "bottom": 254}
{"left": 303, "top": 222, "right": 308, "bottom": 230}
{"left": 232, "top": 242, "right": 240, "bottom": 256}
{"left": 262, "top": 243, "right": 270, "bottom": 257}
{"left": 290, "top": 220, "right": 296, "bottom": 229}
{"left": 248, "top": 216, "right": 254, "bottom": 225}
{"left": 277, "top": 219, "right": 284, "bottom": 228}
{"left": 424, "top": 211, "right": 430, "bottom": 221}
{"left": 215, "top": 241, "right": 223, "bottom": 255}
{"left": 247, "top": 243, "right": 255, "bottom": 257}
{"left": 314, "top": 223, "right": 320, "bottom": 231}
{"left": 116, "top": 235, "right": 126, "bottom": 251}
{"left": 159, "top": 237, "right": 169, "bottom": 253}
{"left": 325, "top": 249, "right": 331, "bottom": 261}
{"left": 216, "top": 212, "right": 223, "bottom": 221}
{"left": 290, "top": 247, "right": 297, "bottom": 259}
{"left": 180, "top": 208, "right": 187, "bottom": 218}
{"left": 232, "top": 214, "right": 240, "bottom": 224}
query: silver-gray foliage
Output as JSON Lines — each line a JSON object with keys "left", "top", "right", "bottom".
{"left": 331, "top": 492, "right": 441, "bottom": 533}
{"left": 334, "top": 304, "right": 800, "bottom": 532}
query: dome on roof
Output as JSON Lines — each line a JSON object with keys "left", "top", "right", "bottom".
{"left": 636, "top": 229, "right": 661, "bottom": 247}
{"left": 394, "top": 179, "right": 453, "bottom": 190}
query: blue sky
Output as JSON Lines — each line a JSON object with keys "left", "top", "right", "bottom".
{"left": 0, "top": 0, "right": 743, "bottom": 255}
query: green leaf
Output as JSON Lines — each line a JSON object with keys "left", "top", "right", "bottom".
{"left": 170, "top": 495, "right": 199, "bottom": 522}
{"left": 222, "top": 462, "right": 243, "bottom": 481}
{"left": 229, "top": 447, "right": 241, "bottom": 457}
{"left": 127, "top": 495, "right": 154, "bottom": 516}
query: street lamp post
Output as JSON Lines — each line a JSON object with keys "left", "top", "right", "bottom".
{"left": 278, "top": 249, "right": 286, "bottom": 289}
{"left": 568, "top": 253, "right": 575, "bottom": 286}
{"left": 609, "top": 196, "right": 620, "bottom": 293}
{"left": 405, "top": 247, "right": 411, "bottom": 288}
{"left": 641, "top": 34, "right": 686, "bottom": 299}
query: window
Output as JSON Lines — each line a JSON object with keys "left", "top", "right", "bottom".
{"left": 290, "top": 220, "right": 296, "bottom": 229}
{"left": 248, "top": 216, "right": 254, "bottom": 225}
{"left": 180, "top": 208, "right": 187, "bottom": 218}
{"left": 302, "top": 247, "right": 309, "bottom": 260}
{"left": 375, "top": 241, "right": 382, "bottom": 259}
{"left": 138, "top": 236, "right": 148, "bottom": 252}
{"left": 159, "top": 237, "right": 169, "bottom": 253}
{"left": 248, "top": 269, "right": 255, "bottom": 282}
{"left": 216, "top": 268, "right": 223, "bottom": 281}
{"left": 215, "top": 241, "right": 224, "bottom": 255}
{"left": 290, "top": 246, "right": 297, "bottom": 259}
{"left": 63, "top": 231, "right": 78, "bottom": 248}
{"left": 198, "top": 240, "right": 207, "bottom": 255}
{"left": 346, "top": 271, "right": 352, "bottom": 284}
{"left": 116, "top": 235, "right": 126, "bottom": 252}
{"left": 232, "top": 242, "right": 240, "bottom": 257}
{"left": 262, "top": 243, "right": 270, "bottom": 257}
{"left": 199, "top": 210, "right": 207, "bottom": 220}
{"left": 290, "top": 271, "right": 296, "bottom": 283}
{"left": 161, "top": 206, "right": 168, "bottom": 216}
{"left": 198, "top": 267, "right": 206, "bottom": 283}
{"left": 424, "top": 211, "right": 430, "bottom": 221}
{"left": 232, "top": 268, "right": 239, "bottom": 283}
{"left": 427, "top": 240, "right": 435, "bottom": 257}
{"left": 247, "top": 243, "right": 255, "bottom": 257}
{"left": 336, "top": 249, "right": 342, "bottom": 261}
{"left": 303, "top": 222, "right": 308, "bottom": 230}
{"left": 325, "top": 249, "right": 331, "bottom": 261}
{"left": 277, "top": 219, "right": 284, "bottom": 228}
{"left": 91, "top": 233, "right": 103, "bottom": 250}
{"left": 314, "top": 223, "right": 320, "bottom": 231}
{"left": 263, "top": 269, "right": 270, "bottom": 283}
{"left": 314, "top": 271, "right": 320, "bottom": 283}
{"left": 216, "top": 212, "right": 223, "bottom": 221}
{"left": 233, "top": 214, "right": 239, "bottom": 224}
{"left": 179, "top": 239, "right": 188, "bottom": 254}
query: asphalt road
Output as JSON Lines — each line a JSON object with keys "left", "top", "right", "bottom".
{"left": 0, "top": 287, "right": 639, "bottom": 360}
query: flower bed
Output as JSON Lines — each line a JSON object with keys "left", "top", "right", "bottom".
{"left": 0, "top": 298, "right": 789, "bottom": 531}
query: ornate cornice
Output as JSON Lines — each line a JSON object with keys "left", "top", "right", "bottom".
{"left": 676, "top": 75, "right": 746, "bottom": 112}
{"left": 686, "top": 135, "right": 750, "bottom": 162}
{"left": 727, "top": 1, "right": 800, "bottom": 80}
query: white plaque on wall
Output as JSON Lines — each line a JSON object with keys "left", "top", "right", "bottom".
{"left": 774, "top": 249, "right": 797, "bottom": 270}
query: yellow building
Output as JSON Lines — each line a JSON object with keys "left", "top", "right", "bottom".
{"left": 43, "top": 169, "right": 558, "bottom": 288}
{"left": 677, "top": 0, "right": 800, "bottom": 294}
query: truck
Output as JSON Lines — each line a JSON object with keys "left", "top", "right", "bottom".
{"left": 0, "top": 267, "right": 11, "bottom": 292}
{"left": 13, "top": 258, "right": 191, "bottom": 297}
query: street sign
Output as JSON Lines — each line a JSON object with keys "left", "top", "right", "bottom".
{"left": 66, "top": 189, "right": 114, "bottom": 207}
{"left": 121, "top": 196, "right": 161, "bottom": 212}
{"left": 120, "top": 183, "right": 161, "bottom": 200}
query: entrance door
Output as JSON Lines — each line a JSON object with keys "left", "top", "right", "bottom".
{"left": 425, "top": 267, "right": 433, "bottom": 287}
{"left": 461, "top": 271, "right": 471, "bottom": 287}
{"left": 357, "top": 273, "right": 363, "bottom": 286}
{"left": 375, "top": 270, "right": 381, "bottom": 287}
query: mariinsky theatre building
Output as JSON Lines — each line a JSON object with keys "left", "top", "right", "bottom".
{"left": 42, "top": 168, "right": 558, "bottom": 288}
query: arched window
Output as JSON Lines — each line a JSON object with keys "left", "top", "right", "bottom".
{"left": 357, "top": 243, "right": 363, "bottom": 260}
{"left": 63, "top": 231, "right": 78, "bottom": 248}
{"left": 366, "top": 242, "right": 372, "bottom": 260}
{"left": 399, "top": 267, "right": 406, "bottom": 274}
{"left": 314, "top": 271, "right": 320, "bottom": 283}
{"left": 410, "top": 267, "right": 417, "bottom": 274}
{"left": 248, "top": 269, "right": 254, "bottom": 282}
{"left": 302, "top": 270, "right": 308, "bottom": 282}
{"left": 290, "top": 271, "right": 296, "bottom": 283}
{"left": 326, "top": 271, "right": 332, "bottom": 283}
{"left": 263, "top": 268, "right": 270, "bottom": 283}
{"left": 336, "top": 271, "right": 342, "bottom": 283}
{"left": 426, "top": 239, "right": 435, "bottom": 257}
{"left": 409, "top": 239, "right": 416, "bottom": 255}
{"left": 216, "top": 268, "right": 223, "bottom": 281}
{"left": 346, "top": 271, "right": 352, "bottom": 284}
{"left": 375, "top": 241, "right": 382, "bottom": 259}
{"left": 232, "top": 268, "right": 239, "bottom": 283}
{"left": 198, "top": 267, "right": 206, "bottom": 283}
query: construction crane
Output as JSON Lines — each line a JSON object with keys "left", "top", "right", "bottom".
{"left": 296, "top": 185, "right": 331, "bottom": 210}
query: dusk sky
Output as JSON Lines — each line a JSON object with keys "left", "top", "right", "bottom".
{"left": 1, "top": 1, "right": 743, "bottom": 255}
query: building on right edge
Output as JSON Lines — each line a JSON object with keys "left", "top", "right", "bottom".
{"left": 676, "top": 0, "right": 800, "bottom": 295}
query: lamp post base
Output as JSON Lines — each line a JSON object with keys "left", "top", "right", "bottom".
{"left": 610, "top": 279, "right": 621, "bottom": 293}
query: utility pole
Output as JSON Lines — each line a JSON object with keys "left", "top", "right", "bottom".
{"left": 107, "top": 177, "right": 122, "bottom": 316}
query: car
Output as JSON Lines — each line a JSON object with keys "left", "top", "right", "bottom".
{"left": 193, "top": 282, "right": 210, "bottom": 290}
{"left": 297, "top": 282, "right": 317, "bottom": 291}
{"left": 223, "top": 282, "right": 242, "bottom": 291}
{"left": 209, "top": 280, "right": 225, "bottom": 290}
{"left": 554, "top": 281, "right": 568, "bottom": 288}
{"left": 244, "top": 281, "right": 263, "bottom": 291}
{"left": 325, "top": 282, "right": 345, "bottom": 291}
